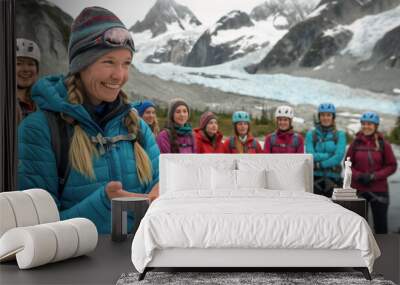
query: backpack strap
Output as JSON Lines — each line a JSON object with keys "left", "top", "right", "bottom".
{"left": 229, "top": 136, "right": 235, "bottom": 151}
{"left": 164, "top": 128, "right": 194, "bottom": 151}
{"left": 43, "top": 111, "right": 73, "bottom": 200}
{"left": 292, "top": 132, "right": 299, "bottom": 149}
{"left": 270, "top": 132, "right": 277, "bottom": 152}
{"left": 312, "top": 128, "right": 337, "bottom": 148}
{"left": 252, "top": 139, "right": 257, "bottom": 150}
{"left": 270, "top": 131, "right": 298, "bottom": 151}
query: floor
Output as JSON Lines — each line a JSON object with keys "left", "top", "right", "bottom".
{"left": 373, "top": 234, "right": 400, "bottom": 284}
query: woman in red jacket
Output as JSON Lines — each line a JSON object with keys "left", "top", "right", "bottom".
{"left": 224, "top": 111, "right": 262, "bottom": 154}
{"left": 346, "top": 112, "right": 397, "bottom": 234}
{"left": 264, "top": 105, "right": 304, "bottom": 153}
{"left": 194, "top": 111, "right": 225, "bottom": 153}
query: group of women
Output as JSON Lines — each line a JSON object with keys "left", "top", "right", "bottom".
{"left": 17, "top": 6, "right": 397, "bottom": 234}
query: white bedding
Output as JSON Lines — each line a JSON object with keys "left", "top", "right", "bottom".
{"left": 131, "top": 190, "right": 380, "bottom": 273}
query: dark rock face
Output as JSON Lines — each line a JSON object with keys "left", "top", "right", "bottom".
{"left": 364, "top": 25, "right": 400, "bottom": 69}
{"left": 211, "top": 10, "right": 254, "bottom": 32}
{"left": 16, "top": 0, "right": 73, "bottom": 76}
{"left": 250, "top": 0, "right": 317, "bottom": 29}
{"left": 255, "top": 17, "right": 334, "bottom": 71}
{"left": 129, "top": 0, "right": 201, "bottom": 38}
{"left": 145, "top": 38, "right": 194, "bottom": 65}
{"left": 252, "top": 0, "right": 400, "bottom": 73}
{"left": 300, "top": 28, "right": 353, "bottom": 67}
{"left": 183, "top": 11, "right": 255, "bottom": 67}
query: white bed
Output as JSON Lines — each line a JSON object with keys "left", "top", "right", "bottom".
{"left": 131, "top": 154, "right": 380, "bottom": 280}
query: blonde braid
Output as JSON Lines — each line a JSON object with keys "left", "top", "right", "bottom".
{"left": 121, "top": 92, "right": 153, "bottom": 185}
{"left": 65, "top": 75, "right": 98, "bottom": 179}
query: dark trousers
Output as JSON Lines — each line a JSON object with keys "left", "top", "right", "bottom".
{"left": 313, "top": 176, "right": 342, "bottom": 198}
{"left": 358, "top": 191, "right": 389, "bottom": 234}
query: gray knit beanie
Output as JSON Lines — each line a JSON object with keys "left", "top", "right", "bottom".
{"left": 68, "top": 6, "right": 135, "bottom": 74}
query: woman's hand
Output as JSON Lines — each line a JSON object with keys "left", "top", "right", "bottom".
{"left": 147, "top": 183, "right": 159, "bottom": 202}
{"left": 105, "top": 181, "right": 147, "bottom": 200}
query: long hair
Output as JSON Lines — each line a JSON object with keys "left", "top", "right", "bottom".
{"left": 149, "top": 116, "right": 160, "bottom": 137}
{"left": 166, "top": 126, "right": 180, "bottom": 153}
{"left": 165, "top": 100, "right": 190, "bottom": 153}
{"left": 233, "top": 122, "right": 251, "bottom": 153}
{"left": 64, "top": 75, "right": 152, "bottom": 185}
{"left": 316, "top": 113, "right": 337, "bottom": 130}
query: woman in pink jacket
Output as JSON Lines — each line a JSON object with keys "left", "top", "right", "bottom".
{"left": 264, "top": 105, "right": 304, "bottom": 153}
{"left": 156, "top": 98, "right": 196, "bottom": 153}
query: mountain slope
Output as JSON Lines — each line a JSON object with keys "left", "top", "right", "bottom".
{"left": 129, "top": 0, "right": 201, "bottom": 38}
{"left": 16, "top": 0, "right": 73, "bottom": 76}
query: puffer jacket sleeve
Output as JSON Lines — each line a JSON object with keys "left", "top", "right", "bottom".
{"left": 156, "top": 130, "right": 171, "bottom": 153}
{"left": 18, "top": 111, "right": 59, "bottom": 206}
{"left": 374, "top": 140, "right": 397, "bottom": 180}
{"left": 139, "top": 119, "right": 160, "bottom": 193}
{"left": 17, "top": 111, "right": 113, "bottom": 224}
{"left": 320, "top": 130, "right": 347, "bottom": 168}
{"left": 305, "top": 130, "right": 330, "bottom": 161}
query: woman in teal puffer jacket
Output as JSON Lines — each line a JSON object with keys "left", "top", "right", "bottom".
{"left": 17, "top": 7, "right": 160, "bottom": 234}
{"left": 305, "top": 103, "right": 347, "bottom": 197}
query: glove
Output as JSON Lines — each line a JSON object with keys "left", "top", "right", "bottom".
{"left": 357, "top": 173, "right": 375, "bottom": 185}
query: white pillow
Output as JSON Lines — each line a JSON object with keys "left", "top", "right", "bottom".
{"left": 212, "top": 168, "right": 237, "bottom": 190}
{"left": 167, "top": 162, "right": 212, "bottom": 191}
{"left": 236, "top": 169, "right": 267, "bottom": 189}
{"left": 266, "top": 164, "right": 306, "bottom": 191}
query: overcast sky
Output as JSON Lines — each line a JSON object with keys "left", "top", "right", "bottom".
{"left": 48, "top": 0, "right": 267, "bottom": 28}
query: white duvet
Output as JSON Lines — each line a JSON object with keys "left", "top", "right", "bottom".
{"left": 131, "top": 190, "right": 380, "bottom": 273}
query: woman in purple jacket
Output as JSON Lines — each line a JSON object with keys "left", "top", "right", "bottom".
{"left": 156, "top": 98, "right": 196, "bottom": 153}
{"left": 345, "top": 112, "right": 397, "bottom": 234}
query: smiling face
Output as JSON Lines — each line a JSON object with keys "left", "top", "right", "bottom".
{"left": 361, "top": 122, "right": 377, "bottom": 136}
{"left": 142, "top": 106, "right": 156, "bottom": 125}
{"left": 16, "top": 57, "right": 38, "bottom": 89}
{"left": 277, "top": 117, "right": 291, "bottom": 131}
{"left": 319, "top": 112, "right": 334, "bottom": 127}
{"left": 236, "top": 121, "right": 249, "bottom": 136}
{"left": 79, "top": 49, "right": 132, "bottom": 105}
{"left": 205, "top": 119, "right": 218, "bottom": 136}
{"left": 173, "top": 105, "right": 189, "bottom": 126}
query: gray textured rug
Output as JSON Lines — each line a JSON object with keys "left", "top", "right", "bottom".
{"left": 117, "top": 271, "right": 395, "bottom": 285}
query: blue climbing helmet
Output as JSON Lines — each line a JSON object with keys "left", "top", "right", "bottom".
{"left": 232, "top": 111, "right": 250, "bottom": 124}
{"left": 360, "top": 111, "right": 380, "bottom": 125}
{"left": 318, "top": 103, "right": 336, "bottom": 115}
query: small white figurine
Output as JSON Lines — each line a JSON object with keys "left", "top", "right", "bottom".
{"left": 343, "top": 157, "right": 353, "bottom": 190}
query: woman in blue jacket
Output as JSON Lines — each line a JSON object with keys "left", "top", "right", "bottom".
{"left": 305, "top": 103, "right": 346, "bottom": 197}
{"left": 17, "top": 7, "right": 160, "bottom": 234}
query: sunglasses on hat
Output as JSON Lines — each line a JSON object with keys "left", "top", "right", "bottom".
{"left": 71, "top": 27, "right": 135, "bottom": 60}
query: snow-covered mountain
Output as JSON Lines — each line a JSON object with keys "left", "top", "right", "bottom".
{"left": 250, "top": 0, "right": 400, "bottom": 94}
{"left": 183, "top": 10, "right": 259, "bottom": 67}
{"left": 131, "top": 0, "right": 400, "bottom": 115}
{"left": 129, "top": 0, "right": 201, "bottom": 38}
{"left": 134, "top": 0, "right": 319, "bottom": 67}
{"left": 250, "top": 0, "right": 319, "bottom": 28}
{"left": 183, "top": 1, "right": 321, "bottom": 67}
{"left": 131, "top": 0, "right": 205, "bottom": 65}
